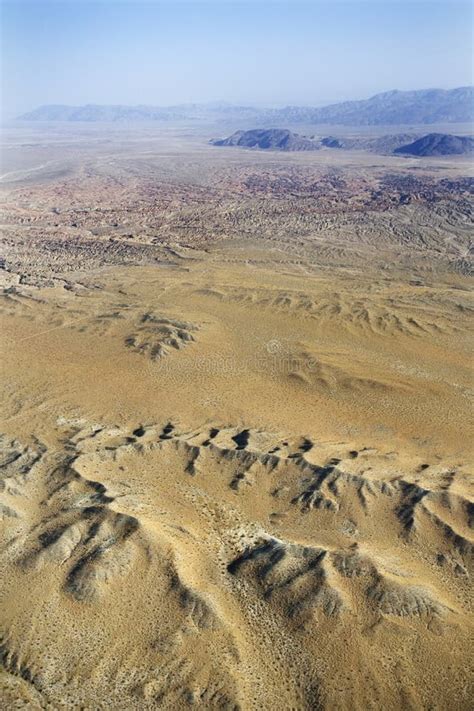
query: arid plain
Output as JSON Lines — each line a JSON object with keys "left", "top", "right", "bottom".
{"left": 1, "top": 123, "right": 473, "bottom": 710}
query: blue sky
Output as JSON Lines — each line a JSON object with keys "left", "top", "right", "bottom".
{"left": 1, "top": 0, "right": 472, "bottom": 116}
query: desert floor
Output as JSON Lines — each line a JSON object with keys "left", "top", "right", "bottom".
{"left": 0, "top": 124, "right": 473, "bottom": 710}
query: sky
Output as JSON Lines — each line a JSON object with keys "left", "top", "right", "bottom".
{"left": 1, "top": 0, "right": 472, "bottom": 117}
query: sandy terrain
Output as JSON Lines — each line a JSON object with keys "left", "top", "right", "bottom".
{"left": 0, "top": 124, "right": 473, "bottom": 710}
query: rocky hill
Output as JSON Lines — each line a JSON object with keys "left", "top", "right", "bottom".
{"left": 320, "top": 133, "right": 422, "bottom": 154}
{"left": 211, "top": 128, "right": 317, "bottom": 151}
{"left": 213, "top": 131, "right": 431, "bottom": 155}
{"left": 394, "top": 133, "right": 474, "bottom": 156}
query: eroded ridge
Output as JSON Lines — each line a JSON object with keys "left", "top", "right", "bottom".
{"left": 124, "top": 313, "right": 198, "bottom": 360}
{"left": 1, "top": 422, "right": 472, "bottom": 709}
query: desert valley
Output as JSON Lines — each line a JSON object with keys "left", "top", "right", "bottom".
{"left": 0, "top": 101, "right": 473, "bottom": 709}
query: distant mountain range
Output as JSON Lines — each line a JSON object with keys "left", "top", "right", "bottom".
{"left": 18, "top": 87, "right": 474, "bottom": 125}
{"left": 266, "top": 87, "right": 474, "bottom": 126}
{"left": 18, "top": 104, "right": 188, "bottom": 122}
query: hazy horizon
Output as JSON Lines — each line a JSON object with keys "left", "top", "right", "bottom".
{"left": 12, "top": 84, "right": 474, "bottom": 112}
{"left": 1, "top": 0, "right": 472, "bottom": 119}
